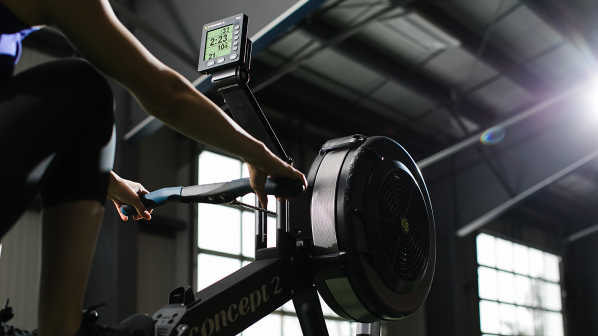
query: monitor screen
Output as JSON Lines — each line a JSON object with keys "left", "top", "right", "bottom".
{"left": 204, "top": 24, "right": 234, "bottom": 61}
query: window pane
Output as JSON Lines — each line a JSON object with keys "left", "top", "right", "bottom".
{"left": 545, "top": 312, "right": 564, "bottom": 336}
{"left": 241, "top": 193, "right": 257, "bottom": 207}
{"left": 339, "top": 321, "right": 351, "bottom": 336}
{"left": 533, "top": 309, "right": 546, "bottom": 336}
{"left": 515, "top": 275, "right": 532, "bottom": 306}
{"left": 326, "top": 320, "right": 351, "bottom": 336}
{"left": 281, "top": 300, "right": 295, "bottom": 313}
{"left": 480, "top": 300, "right": 500, "bottom": 334}
{"left": 529, "top": 248, "right": 544, "bottom": 278}
{"left": 477, "top": 234, "right": 496, "bottom": 267}
{"left": 476, "top": 234, "right": 563, "bottom": 336}
{"left": 267, "top": 196, "right": 277, "bottom": 212}
{"left": 267, "top": 216, "right": 277, "bottom": 248}
{"left": 530, "top": 279, "right": 544, "bottom": 308}
{"left": 496, "top": 238, "right": 513, "bottom": 271}
{"left": 198, "top": 204, "right": 241, "bottom": 255}
{"left": 478, "top": 267, "right": 498, "bottom": 301}
{"left": 197, "top": 254, "right": 241, "bottom": 291}
{"left": 319, "top": 293, "right": 339, "bottom": 318}
{"left": 243, "top": 314, "right": 281, "bottom": 336}
{"left": 350, "top": 323, "right": 357, "bottom": 336}
{"left": 544, "top": 253, "right": 560, "bottom": 282}
{"left": 499, "top": 303, "right": 516, "bottom": 335}
{"left": 516, "top": 306, "right": 534, "bottom": 335}
{"left": 497, "top": 271, "right": 515, "bottom": 304}
{"left": 543, "top": 282, "right": 562, "bottom": 311}
{"left": 245, "top": 195, "right": 277, "bottom": 210}
{"left": 199, "top": 151, "right": 241, "bottom": 184}
{"left": 282, "top": 316, "right": 302, "bottom": 336}
{"left": 513, "top": 243, "right": 529, "bottom": 276}
{"left": 242, "top": 212, "right": 256, "bottom": 258}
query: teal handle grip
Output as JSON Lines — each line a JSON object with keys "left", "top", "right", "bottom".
{"left": 121, "top": 187, "right": 183, "bottom": 217}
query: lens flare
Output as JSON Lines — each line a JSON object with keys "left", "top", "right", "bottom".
{"left": 480, "top": 126, "right": 506, "bottom": 145}
{"left": 582, "top": 83, "right": 598, "bottom": 115}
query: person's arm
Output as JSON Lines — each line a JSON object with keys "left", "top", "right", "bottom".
{"left": 38, "top": 0, "right": 305, "bottom": 207}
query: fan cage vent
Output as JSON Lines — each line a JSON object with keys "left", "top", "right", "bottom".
{"left": 378, "top": 170, "right": 430, "bottom": 282}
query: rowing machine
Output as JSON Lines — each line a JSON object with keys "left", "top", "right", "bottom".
{"left": 121, "top": 13, "right": 435, "bottom": 336}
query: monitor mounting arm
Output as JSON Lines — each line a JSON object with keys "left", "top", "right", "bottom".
{"left": 211, "top": 49, "right": 291, "bottom": 164}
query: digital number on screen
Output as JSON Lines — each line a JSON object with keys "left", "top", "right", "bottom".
{"left": 204, "top": 25, "right": 233, "bottom": 61}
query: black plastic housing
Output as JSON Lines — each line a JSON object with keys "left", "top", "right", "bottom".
{"left": 309, "top": 136, "right": 436, "bottom": 322}
{"left": 198, "top": 14, "right": 249, "bottom": 74}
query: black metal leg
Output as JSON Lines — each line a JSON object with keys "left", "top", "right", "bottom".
{"left": 356, "top": 322, "right": 381, "bottom": 336}
{"left": 293, "top": 287, "right": 329, "bottom": 336}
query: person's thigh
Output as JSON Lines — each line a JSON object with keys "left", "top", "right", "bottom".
{"left": 0, "top": 58, "right": 115, "bottom": 235}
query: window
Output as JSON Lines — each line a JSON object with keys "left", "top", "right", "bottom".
{"left": 476, "top": 233, "right": 563, "bottom": 336}
{"left": 197, "top": 151, "right": 354, "bottom": 335}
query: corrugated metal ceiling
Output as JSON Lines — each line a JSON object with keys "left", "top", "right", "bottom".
{"left": 254, "top": 0, "right": 598, "bottom": 155}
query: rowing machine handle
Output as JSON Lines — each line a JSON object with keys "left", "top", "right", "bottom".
{"left": 120, "top": 177, "right": 304, "bottom": 217}
{"left": 120, "top": 187, "right": 183, "bottom": 218}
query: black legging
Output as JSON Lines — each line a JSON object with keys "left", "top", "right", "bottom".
{"left": 0, "top": 58, "right": 115, "bottom": 235}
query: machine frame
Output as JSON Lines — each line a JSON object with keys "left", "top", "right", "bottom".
{"left": 149, "top": 13, "right": 379, "bottom": 336}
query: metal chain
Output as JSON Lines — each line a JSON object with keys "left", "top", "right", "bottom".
{"left": 229, "top": 199, "right": 276, "bottom": 216}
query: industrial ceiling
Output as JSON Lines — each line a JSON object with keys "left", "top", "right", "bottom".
{"left": 21, "top": 0, "right": 598, "bottom": 237}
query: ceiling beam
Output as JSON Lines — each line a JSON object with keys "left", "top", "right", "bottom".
{"left": 409, "top": 1, "right": 553, "bottom": 97}
{"left": 417, "top": 81, "right": 590, "bottom": 168}
{"left": 260, "top": 49, "right": 461, "bottom": 141}
{"left": 251, "top": 3, "right": 403, "bottom": 93}
{"left": 566, "top": 223, "right": 598, "bottom": 244}
{"left": 250, "top": 60, "right": 445, "bottom": 158}
{"left": 456, "top": 149, "right": 598, "bottom": 237}
{"left": 301, "top": 19, "right": 495, "bottom": 127}
{"left": 522, "top": 0, "right": 580, "bottom": 39}
{"left": 523, "top": 0, "right": 598, "bottom": 67}
{"left": 122, "top": 0, "right": 330, "bottom": 142}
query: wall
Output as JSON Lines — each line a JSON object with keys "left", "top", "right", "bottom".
{"left": 136, "top": 232, "right": 176, "bottom": 315}
{"left": 0, "top": 211, "right": 41, "bottom": 331}
{"left": 135, "top": 126, "right": 194, "bottom": 316}
{"left": 565, "top": 233, "right": 598, "bottom": 335}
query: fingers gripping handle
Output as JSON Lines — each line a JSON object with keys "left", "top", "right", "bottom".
{"left": 120, "top": 187, "right": 183, "bottom": 217}
{"left": 264, "top": 177, "right": 305, "bottom": 198}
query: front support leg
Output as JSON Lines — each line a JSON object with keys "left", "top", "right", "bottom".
{"left": 293, "top": 287, "right": 329, "bottom": 336}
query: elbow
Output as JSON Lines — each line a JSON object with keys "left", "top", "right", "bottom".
{"left": 143, "top": 69, "right": 193, "bottom": 118}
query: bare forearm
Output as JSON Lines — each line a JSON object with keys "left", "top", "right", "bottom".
{"left": 40, "top": 0, "right": 262, "bottom": 162}
{"left": 137, "top": 70, "right": 265, "bottom": 163}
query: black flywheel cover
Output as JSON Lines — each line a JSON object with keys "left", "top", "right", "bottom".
{"left": 307, "top": 135, "right": 436, "bottom": 322}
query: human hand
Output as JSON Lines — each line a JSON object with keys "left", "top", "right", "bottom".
{"left": 244, "top": 144, "right": 307, "bottom": 208}
{"left": 107, "top": 171, "right": 153, "bottom": 221}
